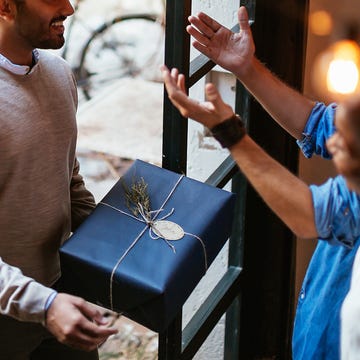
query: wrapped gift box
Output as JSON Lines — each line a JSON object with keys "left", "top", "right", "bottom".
{"left": 60, "top": 159, "right": 236, "bottom": 332}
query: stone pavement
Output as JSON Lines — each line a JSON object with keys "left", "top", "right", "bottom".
{"left": 77, "top": 77, "right": 163, "bottom": 165}
{"left": 76, "top": 77, "right": 164, "bottom": 201}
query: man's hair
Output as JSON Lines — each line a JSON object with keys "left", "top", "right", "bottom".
{"left": 13, "top": 0, "right": 25, "bottom": 9}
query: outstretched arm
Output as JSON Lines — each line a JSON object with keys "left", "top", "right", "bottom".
{"left": 187, "top": 6, "right": 316, "bottom": 139}
{"left": 0, "top": 257, "right": 117, "bottom": 351}
{"left": 162, "top": 65, "right": 317, "bottom": 239}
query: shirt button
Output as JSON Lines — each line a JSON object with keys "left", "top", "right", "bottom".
{"left": 300, "top": 289, "right": 305, "bottom": 300}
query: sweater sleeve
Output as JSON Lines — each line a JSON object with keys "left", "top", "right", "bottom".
{"left": 0, "top": 257, "right": 55, "bottom": 324}
{"left": 70, "top": 158, "right": 96, "bottom": 231}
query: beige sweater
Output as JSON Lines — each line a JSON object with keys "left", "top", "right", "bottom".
{"left": 0, "top": 50, "right": 95, "bottom": 324}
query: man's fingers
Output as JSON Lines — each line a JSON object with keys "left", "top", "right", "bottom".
{"left": 205, "top": 83, "right": 227, "bottom": 111}
{"left": 54, "top": 317, "right": 114, "bottom": 352}
{"left": 64, "top": 328, "right": 110, "bottom": 352}
{"left": 162, "top": 67, "right": 186, "bottom": 99}
{"left": 162, "top": 66, "right": 180, "bottom": 97}
{"left": 75, "top": 300, "right": 118, "bottom": 335}
{"left": 197, "top": 12, "right": 222, "bottom": 32}
{"left": 162, "top": 74, "right": 188, "bottom": 112}
{"left": 191, "top": 40, "right": 213, "bottom": 60}
{"left": 205, "top": 83, "right": 221, "bottom": 102}
{"left": 75, "top": 301, "right": 118, "bottom": 338}
{"left": 186, "top": 24, "right": 211, "bottom": 47}
{"left": 162, "top": 65, "right": 214, "bottom": 122}
{"left": 64, "top": 329, "right": 100, "bottom": 350}
{"left": 188, "top": 12, "right": 224, "bottom": 43}
{"left": 205, "top": 83, "right": 235, "bottom": 120}
{"left": 238, "top": 6, "right": 250, "bottom": 31}
{"left": 80, "top": 317, "right": 118, "bottom": 338}
{"left": 45, "top": 294, "right": 117, "bottom": 352}
{"left": 170, "top": 67, "right": 179, "bottom": 84}
{"left": 178, "top": 74, "right": 186, "bottom": 93}
{"left": 76, "top": 299, "right": 103, "bottom": 321}
{"left": 188, "top": 15, "right": 214, "bottom": 40}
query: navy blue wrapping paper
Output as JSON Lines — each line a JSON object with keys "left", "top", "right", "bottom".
{"left": 60, "top": 159, "right": 236, "bottom": 332}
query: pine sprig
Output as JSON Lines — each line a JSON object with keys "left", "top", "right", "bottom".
{"left": 121, "top": 177, "right": 151, "bottom": 217}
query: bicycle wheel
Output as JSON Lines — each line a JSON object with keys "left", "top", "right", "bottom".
{"left": 77, "top": 14, "right": 164, "bottom": 100}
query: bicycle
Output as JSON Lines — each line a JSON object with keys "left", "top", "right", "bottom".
{"left": 62, "top": 0, "right": 165, "bottom": 101}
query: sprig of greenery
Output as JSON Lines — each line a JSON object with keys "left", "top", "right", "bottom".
{"left": 121, "top": 177, "right": 151, "bottom": 218}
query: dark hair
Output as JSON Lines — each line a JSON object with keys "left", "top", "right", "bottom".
{"left": 13, "top": 0, "right": 25, "bottom": 9}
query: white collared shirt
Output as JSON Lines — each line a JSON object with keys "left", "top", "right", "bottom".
{"left": 0, "top": 49, "right": 39, "bottom": 75}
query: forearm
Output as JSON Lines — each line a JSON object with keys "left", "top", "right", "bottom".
{"left": 162, "top": 64, "right": 317, "bottom": 238}
{"left": 230, "top": 135, "right": 317, "bottom": 238}
{"left": 0, "top": 257, "right": 54, "bottom": 324}
{"left": 235, "top": 57, "right": 316, "bottom": 139}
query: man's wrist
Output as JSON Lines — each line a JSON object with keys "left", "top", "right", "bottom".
{"left": 210, "top": 114, "right": 246, "bottom": 148}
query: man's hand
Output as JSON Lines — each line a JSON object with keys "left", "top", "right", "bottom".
{"left": 161, "top": 65, "right": 234, "bottom": 128}
{"left": 187, "top": 6, "right": 255, "bottom": 77}
{"left": 45, "top": 293, "right": 118, "bottom": 352}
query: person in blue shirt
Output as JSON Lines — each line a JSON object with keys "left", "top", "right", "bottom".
{"left": 334, "top": 98, "right": 360, "bottom": 360}
{"left": 161, "top": 64, "right": 360, "bottom": 360}
{"left": 161, "top": 6, "right": 360, "bottom": 359}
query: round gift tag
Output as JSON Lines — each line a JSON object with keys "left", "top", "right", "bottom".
{"left": 152, "top": 220, "right": 184, "bottom": 240}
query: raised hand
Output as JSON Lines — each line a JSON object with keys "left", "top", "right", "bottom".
{"left": 187, "top": 6, "right": 255, "bottom": 77}
{"left": 45, "top": 293, "right": 118, "bottom": 352}
{"left": 161, "top": 65, "right": 234, "bottom": 129}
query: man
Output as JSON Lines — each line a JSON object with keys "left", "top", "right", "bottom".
{"left": 334, "top": 97, "right": 360, "bottom": 360}
{"left": 162, "top": 64, "right": 360, "bottom": 360}
{"left": 162, "top": 5, "right": 360, "bottom": 359}
{"left": 0, "top": 0, "right": 117, "bottom": 358}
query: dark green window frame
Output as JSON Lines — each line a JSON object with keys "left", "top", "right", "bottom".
{"left": 159, "top": 0, "right": 309, "bottom": 358}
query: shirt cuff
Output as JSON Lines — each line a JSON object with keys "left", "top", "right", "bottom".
{"left": 296, "top": 102, "right": 325, "bottom": 158}
{"left": 45, "top": 291, "right": 58, "bottom": 311}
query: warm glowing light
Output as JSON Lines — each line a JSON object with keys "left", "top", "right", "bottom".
{"left": 327, "top": 60, "right": 359, "bottom": 94}
{"left": 312, "top": 40, "right": 360, "bottom": 101}
{"left": 310, "top": 10, "right": 333, "bottom": 36}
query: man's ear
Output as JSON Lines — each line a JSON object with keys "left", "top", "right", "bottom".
{"left": 0, "top": 0, "right": 16, "bottom": 21}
